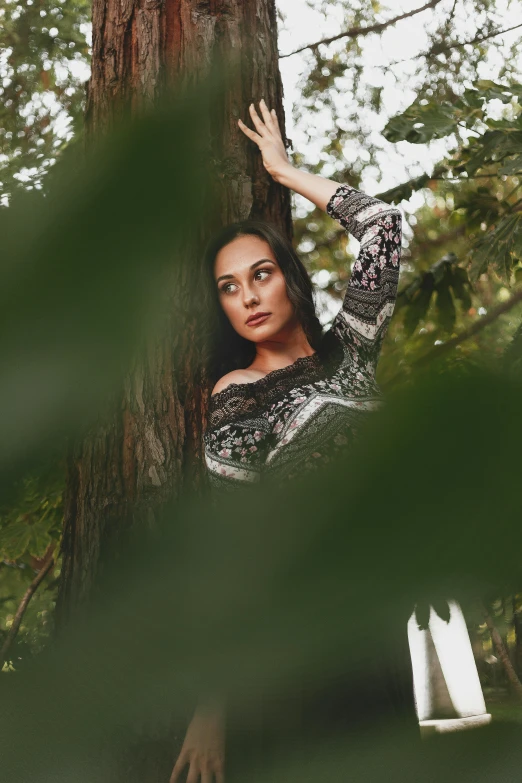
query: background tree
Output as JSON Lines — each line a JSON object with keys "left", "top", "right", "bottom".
{"left": 0, "top": 0, "right": 90, "bottom": 201}
{"left": 56, "top": 0, "right": 294, "bottom": 617}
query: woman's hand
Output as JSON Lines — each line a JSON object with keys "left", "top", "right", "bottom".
{"left": 238, "top": 99, "right": 293, "bottom": 182}
{"left": 169, "top": 704, "right": 225, "bottom": 783}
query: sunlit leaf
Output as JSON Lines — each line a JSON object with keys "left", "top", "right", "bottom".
{"left": 469, "top": 214, "right": 522, "bottom": 282}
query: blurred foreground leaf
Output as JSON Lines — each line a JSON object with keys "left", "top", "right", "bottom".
{"left": 0, "top": 74, "right": 220, "bottom": 495}
{"left": 0, "top": 366, "right": 521, "bottom": 780}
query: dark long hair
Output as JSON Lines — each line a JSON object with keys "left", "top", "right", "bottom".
{"left": 202, "top": 219, "right": 324, "bottom": 386}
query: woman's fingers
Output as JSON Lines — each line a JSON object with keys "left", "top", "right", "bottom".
{"left": 200, "top": 765, "right": 213, "bottom": 783}
{"left": 248, "top": 102, "right": 269, "bottom": 136}
{"left": 186, "top": 762, "right": 200, "bottom": 783}
{"left": 258, "top": 98, "right": 276, "bottom": 130}
{"left": 169, "top": 754, "right": 187, "bottom": 783}
{"left": 237, "top": 118, "right": 262, "bottom": 144}
{"left": 270, "top": 108, "right": 282, "bottom": 137}
{"left": 239, "top": 100, "right": 282, "bottom": 151}
{"left": 215, "top": 760, "right": 225, "bottom": 783}
{"left": 170, "top": 755, "right": 223, "bottom": 783}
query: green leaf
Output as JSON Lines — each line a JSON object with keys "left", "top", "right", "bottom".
{"left": 403, "top": 286, "right": 434, "bottom": 336}
{"left": 449, "top": 267, "right": 472, "bottom": 311}
{"left": 435, "top": 282, "right": 457, "bottom": 333}
{"left": 382, "top": 78, "right": 522, "bottom": 148}
{"left": 0, "top": 525, "right": 32, "bottom": 561}
{"left": 469, "top": 213, "right": 522, "bottom": 282}
{"left": 498, "top": 155, "right": 522, "bottom": 176}
{"left": 464, "top": 130, "right": 522, "bottom": 176}
{"left": 475, "top": 79, "right": 522, "bottom": 104}
{"left": 383, "top": 101, "right": 457, "bottom": 144}
{"left": 458, "top": 88, "right": 484, "bottom": 110}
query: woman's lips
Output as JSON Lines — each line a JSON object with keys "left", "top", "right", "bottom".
{"left": 246, "top": 313, "right": 271, "bottom": 327}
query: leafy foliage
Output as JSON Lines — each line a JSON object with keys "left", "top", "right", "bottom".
{"left": 396, "top": 253, "right": 472, "bottom": 336}
{"left": 1, "top": 365, "right": 522, "bottom": 779}
{"left": 382, "top": 81, "right": 522, "bottom": 145}
{"left": 0, "top": 455, "right": 63, "bottom": 662}
{"left": 0, "top": 459, "right": 63, "bottom": 562}
{"left": 0, "top": 0, "right": 90, "bottom": 200}
{"left": 382, "top": 80, "right": 522, "bottom": 284}
{"left": 0, "top": 74, "right": 220, "bottom": 669}
{"left": 470, "top": 213, "right": 522, "bottom": 281}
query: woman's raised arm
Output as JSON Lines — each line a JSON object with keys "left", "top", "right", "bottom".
{"left": 239, "top": 104, "right": 402, "bottom": 378}
{"left": 324, "top": 183, "right": 402, "bottom": 375}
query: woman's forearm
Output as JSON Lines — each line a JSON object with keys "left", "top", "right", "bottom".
{"left": 275, "top": 164, "right": 343, "bottom": 212}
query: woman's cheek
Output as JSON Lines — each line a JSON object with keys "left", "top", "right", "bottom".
{"left": 227, "top": 300, "right": 244, "bottom": 332}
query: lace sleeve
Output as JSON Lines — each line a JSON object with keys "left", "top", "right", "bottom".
{"left": 325, "top": 184, "right": 402, "bottom": 377}
{"left": 204, "top": 385, "right": 272, "bottom": 497}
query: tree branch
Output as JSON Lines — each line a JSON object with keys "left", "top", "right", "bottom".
{"left": 404, "top": 226, "right": 467, "bottom": 255}
{"left": 447, "top": 0, "right": 458, "bottom": 24}
{"left": 429, "top": 173, "right": 505, "bottom": 181}
{"left": 0, "top": 546, "right": 55, "bottom": 666}
{"left": 426, "top": 21, "right": 522, "bottom": 58}
{"left": 375, "top": 164, "right": 450, "bottom": 203}
{"left": 412, "top": 286, "right": 522, "bottom": 369}
{"left": 279, "top": 0, "right": 444, "bottom": 59}
{"left": 388, "top": 22, "right": 522, "bottom": 68}
{"left": 376, "top": 166, "right": 516, "bottom": 204}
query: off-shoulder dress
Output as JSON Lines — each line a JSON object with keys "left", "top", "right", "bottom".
{"left": 204, "top": 182, "right": 402, "bottom": 492}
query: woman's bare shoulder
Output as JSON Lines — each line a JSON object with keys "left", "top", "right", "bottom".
{"left": 211, "top": 368, "right": 265, "bottom": 396}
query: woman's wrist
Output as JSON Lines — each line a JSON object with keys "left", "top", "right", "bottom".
{"left": 271, "top": 162, "right": 296, "bottom": 185}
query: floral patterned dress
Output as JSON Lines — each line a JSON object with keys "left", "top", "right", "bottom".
{"left": 204, "top": 182, "right": 402, "bottom": 493}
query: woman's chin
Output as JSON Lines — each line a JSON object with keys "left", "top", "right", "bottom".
{"left": 240, "top": 322, "right": 280, "bottom": 342}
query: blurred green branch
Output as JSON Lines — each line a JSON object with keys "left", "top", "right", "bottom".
{"left": 411, "top": 285, "right": 522, "bottom": 369}
{"left": 0, "top": 546, "right": 55, "bottom": 666}
{"left": 396, "top": 252, "right": 462, "bottom": 311}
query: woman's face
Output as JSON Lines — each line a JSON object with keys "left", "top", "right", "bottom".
{"left": 214, "top": 235, "right": 297, "bottom": 343}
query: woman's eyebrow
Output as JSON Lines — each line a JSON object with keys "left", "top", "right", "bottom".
{"left": 216, "top": 258, "right": 275, "bottom": 284}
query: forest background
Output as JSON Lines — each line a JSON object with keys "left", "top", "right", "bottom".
{"left": 2, "top": 0, "right": 522, "bottom": 739}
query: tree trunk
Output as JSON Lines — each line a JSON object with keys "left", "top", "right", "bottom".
{"left": 57, "top": 0, "right": 292, "bottom": 613}
{"left": 56, "top": 2, "right": 291, "bottom": 778}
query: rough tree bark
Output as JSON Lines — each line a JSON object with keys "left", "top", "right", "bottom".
{"left": 57, "top": 0, "right": 292, "bottom": 615}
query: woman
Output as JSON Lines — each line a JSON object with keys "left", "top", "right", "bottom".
{"left": 170, "top": 99, "right": 414, "bottom": 783}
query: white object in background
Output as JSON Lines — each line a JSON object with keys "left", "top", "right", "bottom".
{"left": 407, "top": 600, "right": 492, "bottom": 735}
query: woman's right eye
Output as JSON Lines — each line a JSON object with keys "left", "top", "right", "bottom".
{"left": 221, "top": 283, "right": 237, "bottom": 295}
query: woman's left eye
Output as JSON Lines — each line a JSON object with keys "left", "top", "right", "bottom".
{"left": 255, "top": 269, "right": 271, "bottom": 281}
